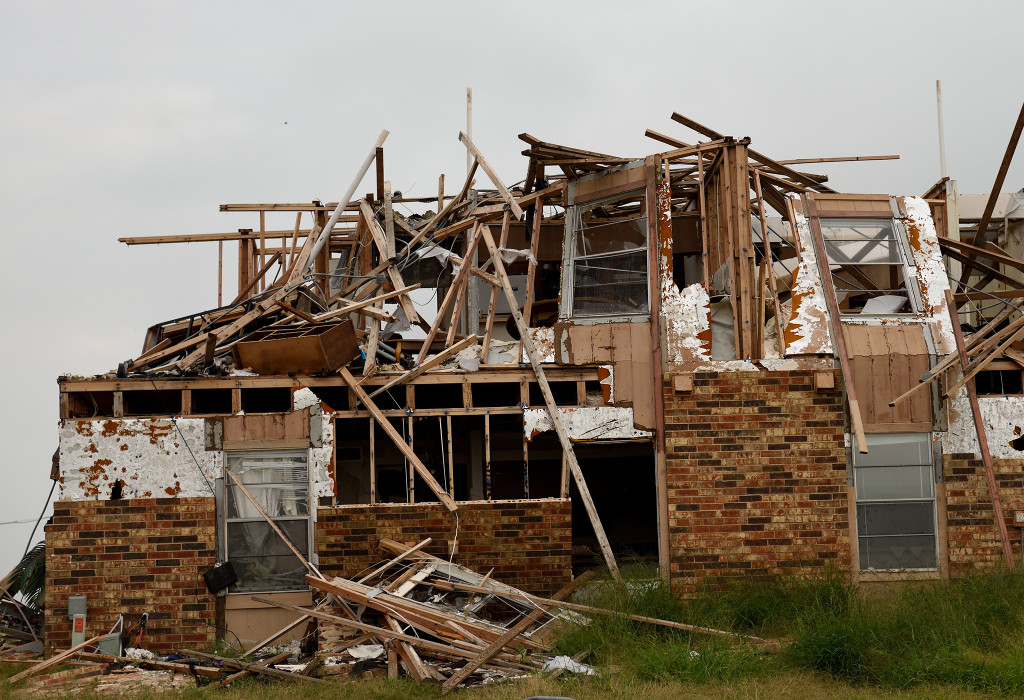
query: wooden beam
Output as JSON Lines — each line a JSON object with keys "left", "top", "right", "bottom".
{"left": 340, "top": 367, "right": 457, "bottom": 512}
{"left": 944, "top": 289, "right": 1015, "bottom": 567}
{"left": 6, "top": 636, "right": 104, "bottom": 685}
{"left": 957, "top": 100, "right": 1024, "bottom": 288}
{"left": 356, "top": 538, "right": 432, "bottom": 584}
{"left": 459, "top": 132, "right": 524, "bottom": 220}
{"left": 479, "top": 225, "right": 621, "bottom": 580}
{"left": 775, "top": 154, "right": 899, "bottom": 165}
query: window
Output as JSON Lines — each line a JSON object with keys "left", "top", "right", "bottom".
{"left": 854, "top": 434, "right": 937, "bottom": 571}
{"left": 565, "top": 191, "right": 649, "bottom": 318}
{"left": 975, "top": 369, "right": 1024, "bottom": 396}
{"left": 820, "top": 217, "right": 920, "bottom": 315}
{"left": 222, "top": 450, "right": 311, "bottom": 592}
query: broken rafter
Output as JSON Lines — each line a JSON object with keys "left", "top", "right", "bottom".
{"left": 459, "top": 132, "right": 524, "bottom": 220}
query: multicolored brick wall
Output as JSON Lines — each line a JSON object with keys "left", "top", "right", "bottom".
{"left": 316, "top": 499, "right": 572, "bottom": 596}
{"left": 943, "top": 454, "right": 1024, "bottom": 573}
{"left": 664, "top": 369, "right": 850, "bottom": 591}
{"left": 44, "top": 497, "right": 217, "bottom": 655}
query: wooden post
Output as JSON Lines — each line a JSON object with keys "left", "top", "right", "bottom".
{"left": 484, "top": 413, "right": 492, "bottom": 500}
{"left": 217, "top": 240, "right": 223, "bottom": 307}
{"left": 369, "top": 417, "right": 376, "bottom": 504}
{"left": 479, "top": 225, "right": 621, "bottom": 580}
{"left": 446, "top": 415, "right": 455, "bottom": 497}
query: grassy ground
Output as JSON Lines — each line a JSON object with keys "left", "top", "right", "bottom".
{"left": 2, "top": 568, "right": 1023, "bottom": 698}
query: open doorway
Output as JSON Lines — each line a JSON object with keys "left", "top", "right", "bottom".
{"left": 569, "top": 441, "right": 658, "bottom": 576}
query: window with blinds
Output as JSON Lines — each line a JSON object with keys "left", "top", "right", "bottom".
{"left": 222, "top": 450, "right": 311, "bottom": 592}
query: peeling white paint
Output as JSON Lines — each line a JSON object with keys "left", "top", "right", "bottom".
{"left": 525, "top": 327, "right": 555, "bottom": 363}
{"left": 903, "top": 196, "right": 956, "bottom": 355}
{"left": 941, "top": 390, "right": 1024, "bottom": 459}
{"left": 59, "top": 414, "right": 337, "bottom": 501}
{"left": 598, "top": 364, "right": 614, "bottom": 403}
{"left": 293, "top": 387, "right": 320, "bottom": 411}
{"left": 523, "top": 406, "right": 651, "bottom": 441}
{"left": 662, "top": 282, "right": 713, "bottom": 364}
{"left": 311, "top": 418, "right": 335, "bottom": 498}
{"left": 785, "top": 203, "right": 833, "bottom": 356}
{"left": 59, "top": 418, "right": 221, "bottom": 500}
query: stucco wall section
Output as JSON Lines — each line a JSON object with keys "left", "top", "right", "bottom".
{"left": 523, "top": 406, "right": 651, "bottom": 441}
{"left": 941, "top": 390, "right": 1024, "bottom": 460}
{"left": 58, "top": 418, "right": 220, "bottom": 500}
{"left": 903, "top": 195, "right": 956, "bottom": 355}
{"left": 59, "top": 413, "right": 336, "bottom": 501}
{"left": 784, "top": 201, "right": 833, "bottom": 356}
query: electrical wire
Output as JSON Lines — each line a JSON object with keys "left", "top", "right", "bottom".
{"left": 22, "top": 480, "right": 56, "bottom": 556}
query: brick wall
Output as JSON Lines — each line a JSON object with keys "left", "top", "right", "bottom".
{"left": 316, "top": 499, "right": 571, "bottom": 596}
{"left": 664, "top": 369, "right": 850, "bottom": 591}
{"left": 943, "top": 454, "right": 1024, "bottom": 573}
{"left": 44, "top": 497, "right": 217, "bottom": 655}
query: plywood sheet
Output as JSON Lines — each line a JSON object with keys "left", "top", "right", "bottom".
{"left": 558, "top": 321, "right": 655, "bottom": 430}
{"left": 842, "top": 324, "right": 932, "bottom": 429}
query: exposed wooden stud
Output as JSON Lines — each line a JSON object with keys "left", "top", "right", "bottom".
{"left": 340, "top": 367, "right": 457, "bottom": 513}
{"left": 484, "top": 412, "right": 492, "bottom": 500}
{"left": 369, "top": 417, "right": 376, "bottom": 504}
{"left": 446, "top": 414, "right": 454, "bottom": 497}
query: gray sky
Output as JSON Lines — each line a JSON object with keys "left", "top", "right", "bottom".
{"left": 2, "top": 0, "right": 1024, "bottom": 575}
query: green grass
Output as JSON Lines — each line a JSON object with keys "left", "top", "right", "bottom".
{"left": 4, "top": 569, "right": 1024, "bottom": 698}
{"left": 552, "top": 566, "right": 1024, "bottom": 695}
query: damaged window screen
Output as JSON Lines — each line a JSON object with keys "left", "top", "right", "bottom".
{"left": 224, "top": 451, "right": 310, "bottom": 592}
{"left": 571, "top": 191, "right": 648, "bottom": 317}
{"left": 821, "top": 217, "right": 916, "bottom": 315}
{"left": 854, "top": 434, "right": 937, "bottom": 571}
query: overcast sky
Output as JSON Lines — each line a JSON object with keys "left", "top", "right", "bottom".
{"left": 2, "top": 0, "right": 1024, "bottom": 575}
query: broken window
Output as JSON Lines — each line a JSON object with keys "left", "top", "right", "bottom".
{"left": 222, "top": 450, "right": 311, "bottom": 592}
{"left": 853, "top": 434, "right": 937, "bottom": 571}
{"left": 565, "top": 191, "right": 649, "bottom": 318}
{"left": 821, "top": 217, "right": 920, "bottom": 315}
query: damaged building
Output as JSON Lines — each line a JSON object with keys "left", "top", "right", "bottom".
{"left": 44, "top": 112, "right": 1024, "bottom": 653}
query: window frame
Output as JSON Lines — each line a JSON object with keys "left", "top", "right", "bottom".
{"left": 218, "top": 448, "right": 313, "bottom": 594}
{"left": 852, "top": 433, "right": 939, "bottom": 573}
{"left": 819, "top": 216, "right": 924, "bottom": 317}
{"left": 560, "top": 188, "right": 651, "bottom": 322}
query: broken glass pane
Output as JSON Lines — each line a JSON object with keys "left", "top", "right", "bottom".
{"left": 572, "top": 251, "right": 648, "bottom": 316}
{"left": 576, "top": 216, "right": 647, "bottom": 256}
{"left": 226, "top": 520, "right": 309, "bottom": 592}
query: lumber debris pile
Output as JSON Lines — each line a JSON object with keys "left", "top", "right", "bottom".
{"left": 299, "top": 538, "right": 590, "bottom": 690}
